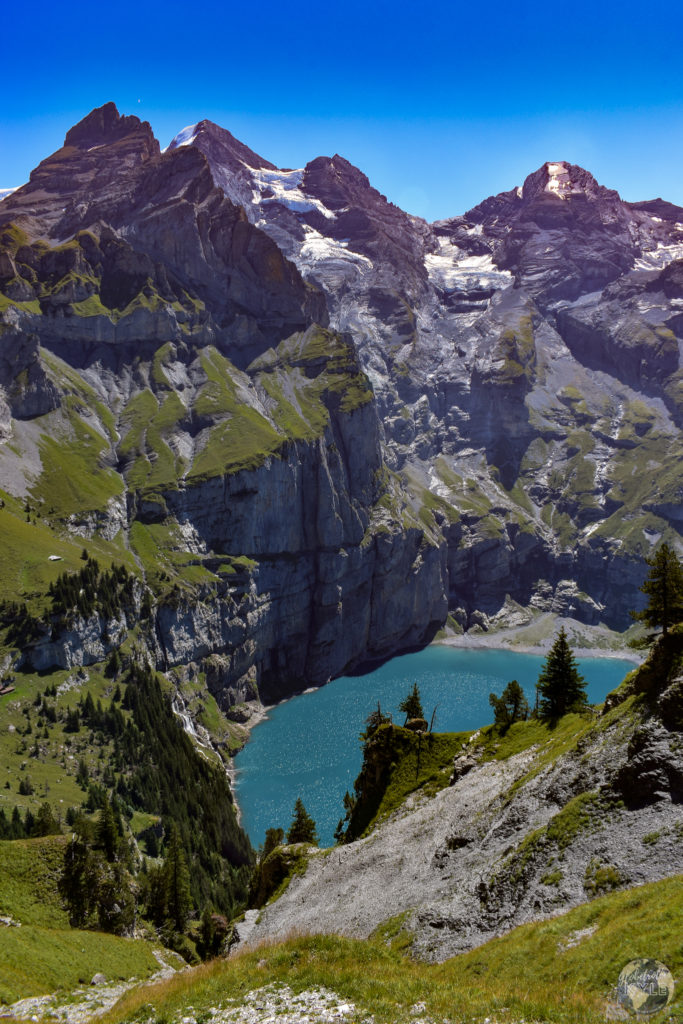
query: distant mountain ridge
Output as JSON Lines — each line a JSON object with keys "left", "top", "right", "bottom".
{"left": 1, "top": 103, "right": 683, "bottom": 705}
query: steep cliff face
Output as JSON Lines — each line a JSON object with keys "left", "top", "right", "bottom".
{"left": 177, "top": 129, "right": 683, "bottom": 629}
{"left": 2, "top": 104, "right": 683, "bottom": 705}
{"left": 0, "top": 104, "right": 447, "bottom": 699}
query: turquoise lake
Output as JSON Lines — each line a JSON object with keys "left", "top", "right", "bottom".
{"left": 232, "top": 644, "right": 636, "bottom": 849}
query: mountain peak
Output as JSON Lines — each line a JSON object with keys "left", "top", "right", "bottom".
{"left": 168, "top": 120, "right": 276, "bottom": 172}
{"left": 521, "top": 161, "right": 611, "bottom": 203}
{"left": 64, "top": 101, "right": 155, "bottom": 150}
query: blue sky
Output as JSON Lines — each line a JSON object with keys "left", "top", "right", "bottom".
{"left": 3, "top": 0, "right": 683, "bottom": 221}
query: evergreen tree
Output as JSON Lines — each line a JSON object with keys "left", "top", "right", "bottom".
{"left": 105, "top": 649, "right": 121, "bottom": 678}
{"left": 286, "top": 798, "right": 318, "bottom": 845}
{"left": 360, "top": 701, "right": 391, "bottom": 741}
{"left": 33, "top": 802, "right": 61, "bottom": 837}
{"left": 97, "top": 862, "right": 135, "bottom": 935}
{"left": 262, "top": 827, "right": 284, "bottom": 860}
{"left": 10, "top": 806, "right": 25, "bottom": 839}
{"left": 164, "top": 823, "right": 192, "bottom": 932}
{"left": 488, "top": 680, "right": 529, "bottom": 730}
{"left": 65, "top": 708, "right": 80, "bottom": 733}
{"left": 145, "top": 862, "right": 168, "bottom": 926}
{"left": 536, "top": 629, "right": 588, "bottom": 720}
{"left": 18, "top": 774, "right": 34, "bottom": 795}
{"left": 398, "top": 682, "right": 424, "bottom": 724}
{"left": 60, "top": 836, "right": 102, "bottom": 927}
{"left": 631, "top": 542, "right": 683, "bottom": 638}
{"left": 76, "top": 757, "right": 89, "bottom": 789}
{"left": 96, "top": 800, "right": 119, "bottom": 861}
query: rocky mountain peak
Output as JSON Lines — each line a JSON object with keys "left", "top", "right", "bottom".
{"left": 169, "top": 119, "right": 276, "bottom": 173}
{"left": 520, "top": 161, "right": 617, "bottom": 205}
{"left": 303, "top": 154, "right": 374, "bottom": 211}
{"left": 64, "top": 101, "right": 157, "bottom": 152}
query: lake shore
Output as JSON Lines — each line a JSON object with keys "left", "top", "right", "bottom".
{"left": 231, "top": 615, "right": 642, "bottom": 756}
{"left": 434, "top": 611, "right": 644, "bottom": 665}
{"left": 436, "top": 632, "right": 643, "bottom": 664}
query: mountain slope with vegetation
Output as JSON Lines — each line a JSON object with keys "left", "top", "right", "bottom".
{"left": 241, "top": 632, "right": 683, "bottom": 961}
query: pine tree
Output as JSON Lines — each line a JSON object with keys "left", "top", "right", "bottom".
{"left": 76, "top": 757, "right": 89, "bottom": 788}
{"left": 59, "top": 836, "right": 102, "bottom": 927}
{"left": 33, "top": 802, "right": 61, "bottom": 837}
{"left": 631, "top": 542, "right": 683, "bottom": 638}
{"left": 536, "top": 628, "right": 588, "bottom": 720}
{"left": 96, "top": 800, "right": 119, "bottom": 862}
{"left": 398, "top": 683, "right": 424, "bottom": 724}
{"left": 488, "top": 679, "right": 529, "bottom": 730}
{"left": 164, "top": 823, "right": 192, "bottom": 932}
{"left": 286, "top": 798, "right": 318, "bottom": 845}
{"left": 361, "top": 701, "right": 391, "bottom": 741}
{"left": 262, "top": 827, "right": 284, "bottom": 860}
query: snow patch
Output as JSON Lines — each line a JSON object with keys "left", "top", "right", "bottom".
{"left": 169, "top": 123, "right": 199, "bottom": 149}
{"left": 425, "top": 240, "right": 513, "bottom": 292}
{"left": 634, "top": 242, "right": 683, "bottom": 271}
{"left": 249, "top": 166, "right": 336, "bottom": 220}
{"left": 292, "top": 226, "right": 373, "bottom": 289}
{"left": 544, "top": 161, "right": 584, "bottom": 200}
{"left": 0, "top": 187, "right": 20, "bottom": 202}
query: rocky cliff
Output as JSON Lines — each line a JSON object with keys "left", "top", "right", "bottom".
{"left": 1, "top": 104, "right": 683, "bottom": 705}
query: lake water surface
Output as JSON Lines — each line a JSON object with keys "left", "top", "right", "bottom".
{"left": 233, "top": 644, "right": 635, "bottom": 849}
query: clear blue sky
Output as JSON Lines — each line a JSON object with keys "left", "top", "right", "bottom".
{"left": 3, "top": 0, "right": 683, "bottom": 222}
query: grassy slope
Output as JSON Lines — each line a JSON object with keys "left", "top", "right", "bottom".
{"left": 346, "top": 692, "right": 638, "bottom": 843}
{"left": 0, "top": 837, "right": 159, "bottom": 1004}
{"left": 0, "top": 663, "right": 125, "bottom": 819}
{"left": 0, "top": 493, "right": 136, "bottom": 612}
{"left": 100, "top": 875, "right": 683, "bottom": 1024}
{"left": 0, "top": 926, "right": 159, "bottom": 1004}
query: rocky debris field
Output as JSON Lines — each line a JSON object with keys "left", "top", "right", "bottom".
{"left": 136, "top": 985, "right": 366, "bottom": 1024}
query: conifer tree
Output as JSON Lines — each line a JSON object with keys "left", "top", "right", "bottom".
{"left": 33, "top": 801, "right": 61, "bottom": 837}
{"left": 536, "top": 628, "right": 587, "bottom": 720}
{"left": 361, "top": 701, "right": 391, "bottom": 741}
{"left": 164, "top": 823, "right": 192, "bottom": 932}
{"left": 60, "top": 836, "right": 102, "bottom": 927}
{"left": 398, "top": 682, "right": 425, "bottom": 724}
{"left": 488, "top": 679, "right": 529, "bottom": 729}
{"left": 262, "top": 827, "right": 284, "bottom": 860}
{"left": 96, "top": 800, "right": 119, "bottom": 861}
{"left": 631, "top": 542, "right": 683, "bottom": 637}
{"left": 286, "top": 798, "right": 318, "bottom": 845}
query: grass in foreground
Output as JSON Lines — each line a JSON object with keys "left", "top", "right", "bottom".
{"left": 0, "top": 925, "right": 160, "bottom": 1004}
{"left": 99, "top": 875, "right": 683, "bottom": 1024}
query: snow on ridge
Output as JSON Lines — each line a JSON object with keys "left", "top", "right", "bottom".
{"left": 0, "top": 186, "right": 20, "bottom": 202}
{"left": 169, "top": 124, "right": 199, "bottom": 150}
{"left": 425, "top": 238, "right": 512, "bottom": 292}
{"left": 248, "top": 165, "right": 336, "bottom": 220}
